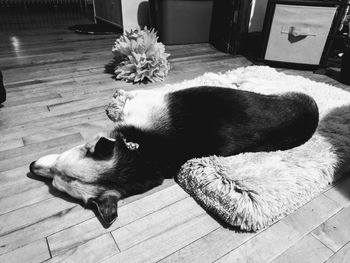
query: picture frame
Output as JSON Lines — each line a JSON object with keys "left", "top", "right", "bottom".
{"left": 261, "top": 0, "right": 341, "bottom": 68}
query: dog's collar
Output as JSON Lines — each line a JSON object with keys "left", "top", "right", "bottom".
{"left": 119, "top": 132, "right": 140, "bottom": 151}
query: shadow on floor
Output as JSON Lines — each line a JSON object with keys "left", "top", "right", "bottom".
{"left": 27, "top": 172, "right": 83, "bottom": 206}
{"left": 27, "top": 171, "right": 125, "bottom": 229}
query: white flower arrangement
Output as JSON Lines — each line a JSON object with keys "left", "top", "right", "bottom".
{"left": 112, "top": 28, "right": 170, "bottom": 83}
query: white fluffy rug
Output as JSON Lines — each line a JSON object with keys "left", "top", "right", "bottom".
{"left": 172, "top": 66, "right": 350, "bottom": 231}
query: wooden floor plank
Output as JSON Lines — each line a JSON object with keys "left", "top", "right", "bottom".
{"left": 22, "top": 121, "right": 113, "bottom": 145}
{"left": 326, "top": 241, "right": 350, "bottom": 263}
{"left": 271, "top": 234, "right": 334, "bottom": 263}
{"left": 158, "top": 227, "right": 257, "bottom": 263}
{"left": 0, "top": 133, "right": 82, "bottom": 161}
{"left": 111, "top": 197, "right": 207, "bottom": 251}
{"left": 0, "top": 138, "right": 23, "bottom": 151}
{"left": 101, "top": 213, "right": 220, "bottom": 263}
{"left": 0, "top": 205, "right": 93, "bottom": 256}
{"left": 215, "top": 195, "right": 341, "bottom": 263}
{"left": 0, "top": 239, "right": 50, "bottom": 263}
{"left": 0, "top": 184, "right": 52, "bottom": 215}
{"left": 312, "top": 206, "right": 350, "bottom": 252}
{"left": 3, "top": 92, "right": 62, "bottom": 108}
{"left": 46, "top": 96, "right": 110, "bottom": 114}
{"left": 0, "top": 177, "right": 42, "bottom": 199}
{"left": 47, "top": 183, "right": 185, "bottom": 256}
{"left": 0, "top": 141, "right": 82, "bottom": 172}
{"left": 0, "top": 166, "right": 31, "bottom": 188}
{"left": 47, "top": 234, "right": 119, "bottom": 263}
{"left": 0, "top": 109, "right": 106, "bottom": 142}
{"left": 22, "top": 130, "right": 83, "bottom": 146}
{"left": 0, "top": 104, "right": 49, "bottom": 126}
{"left": 1, "top": 96, "right": 108, "bottom": 127}
{"left": 0, "top": 197, "right": 77, "bottom": 237}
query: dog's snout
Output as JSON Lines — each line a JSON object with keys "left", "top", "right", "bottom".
{"left": 28, "top": 154, "right": 59, "bottom": 179}
{"left": 29, "top": 161, "right": 36, "bottom": 174}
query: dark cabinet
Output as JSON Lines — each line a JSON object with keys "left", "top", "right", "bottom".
{"left": 210, "top": 0, "right": 252, "bottom": 55}
{"left": 94, "top": 0, "right": 122, "bottom": 28}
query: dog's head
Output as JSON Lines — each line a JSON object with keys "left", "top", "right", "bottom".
{"left": 29, "top": 132, "right": 142, "bottom": 227}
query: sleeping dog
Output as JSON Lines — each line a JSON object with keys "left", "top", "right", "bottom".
{"left": 30, "top": 86, "right": 319, "bottom": 227}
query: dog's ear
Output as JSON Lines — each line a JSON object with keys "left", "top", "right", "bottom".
{"left": 94, "top": 137, "right": 115, "bottom": 159}
{"left": 90, "top": 190, "right": 122, "bottom": 228}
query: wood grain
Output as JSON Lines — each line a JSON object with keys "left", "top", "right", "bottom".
{"left": 215, "top": 195, "right": 341, "bottom": 263}
{"left": 327, "top": 241, "right": 350, "bottom": 263}
{"left": 272, "top": 234, "right": 333, "bottom": 263}
{"left": 111, "top": 197, "right": 207, "bottom": 251}
{"left": 0, "top": 184, "right": 52, "bottom": 215}
{"left": 0, "top": 239, "right": 50, "bottom": 263}
{"left": 46, "top": 234, "right": 119, "bottom": 263}
{"left": 0, "top": 197, "right": 78, "bottom": 237}
{"left": 312, "top": 206, "right": 350, "bottom": 252}
{"left": 159, "top": 227, "right": 257, "bottom": 263}
{"left": 0, "top": 205, "right": 94, "bottom": 256}
{"left": 47, "top": 183, "right": 186, "bottom": 256}
{"left": 101, "top": 213, "right": 220, "bottom": 263}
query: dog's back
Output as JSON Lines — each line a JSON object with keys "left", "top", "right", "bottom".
{"left": 117, "top": 86, "right": 319, "bottom": 169}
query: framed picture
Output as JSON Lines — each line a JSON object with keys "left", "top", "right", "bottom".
{"left": 261, "top": 0, "right": 340, "bottom": 68}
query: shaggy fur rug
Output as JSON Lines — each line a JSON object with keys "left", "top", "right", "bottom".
{"left": 172, "top": 66, "right": 350, "bottom": 231}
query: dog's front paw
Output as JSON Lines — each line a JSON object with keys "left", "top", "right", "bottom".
{"left": 105, "top": 89, "right": 129, "bottom": 122}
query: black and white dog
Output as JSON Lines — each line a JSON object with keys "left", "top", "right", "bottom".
{"left": 30, "top": 86, "right": 319, "bottom": 227}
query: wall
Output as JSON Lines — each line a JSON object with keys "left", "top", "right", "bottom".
{"left": 121, "top": 0, "right": 151, "bottom": 31}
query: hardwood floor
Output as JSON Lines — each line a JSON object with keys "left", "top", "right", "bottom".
{"left": 1, "top": 16, "right": 350, "bottom": 263}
